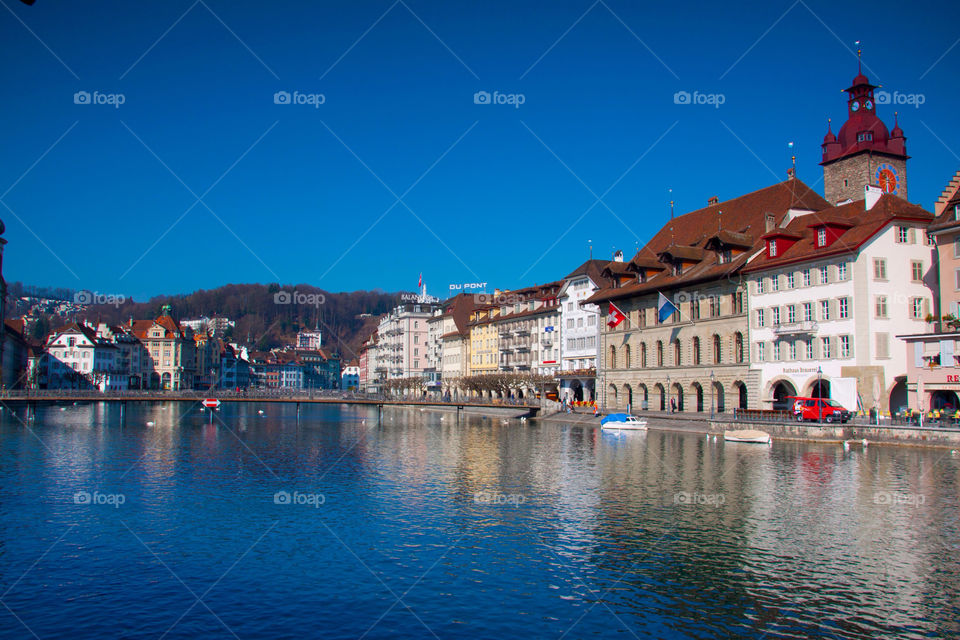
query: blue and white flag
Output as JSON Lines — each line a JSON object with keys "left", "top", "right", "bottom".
{"left": 657, "top": 292, "right": 679, "bottom": 323}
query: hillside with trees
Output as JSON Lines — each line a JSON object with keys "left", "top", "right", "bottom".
{"left": 11, "top": 282, "right": 409, "bottom": 359}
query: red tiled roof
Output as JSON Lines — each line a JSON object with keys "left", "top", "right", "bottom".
{"left": 742, "top": 195, "right": 933, "bottom": 273}
{"left": 587, "top": 179, "right": 829, "bottom": 304}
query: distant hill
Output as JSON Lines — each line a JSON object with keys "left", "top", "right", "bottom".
{"left": 12, "top": 282, "right": 407, "bottom": 360}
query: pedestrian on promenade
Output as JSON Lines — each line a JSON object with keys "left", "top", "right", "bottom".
{"left": 670, "top": 397, "right": 677, "bottom": 413}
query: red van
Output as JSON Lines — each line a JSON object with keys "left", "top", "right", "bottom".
{"left": 789, "top": 396, "right": 852, "bottom": 423}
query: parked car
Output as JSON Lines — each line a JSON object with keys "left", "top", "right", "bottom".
{"left": 788, "top": 396, "right": 852, "bottom": 423}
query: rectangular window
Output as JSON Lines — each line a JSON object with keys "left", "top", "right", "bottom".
{"left": 897, "top": 226, "right": 909, "bottom": 243}
{"left": 772, "top": 307, "right": 781, "bottom": 325}
{"left": 822, "top": 337, "right": 831, "bottom": 359}
{"left": 820, "top": 300, "right": 830, "bottom": 321}
{"left": 876, "top": 296, "right": 888, "bottom": 318}
{"left": 911, "top": 261, "right": 923, "bottom": 283}
{"left": 802, "top": 269, "right": 811, "bottom": 287}
{"left": 838, "top": 262, "right": 848, "bottom": 281}
{"left": 789, "top": 340, "right": 797, "bottom": 360}
{"left": 803, "top": 302, "right": 813, "bottom": 322}
{"left": 874, "top": 258, "right": 887, "bottom": 280}
{"left": 955, "top": 269, "right": 960, "bottom": 291}
{"left": 709, "top": 296, "right": 719, "bottom": 318}
{"left": 819, "top": 265, "right": 829, "bottom": 283}
{"left": 876, "top": 333, "right": 889, "bottom": 359}
{"left": 769, "top": 239, "right": 778, "bottom": 257}
{"left": 773, "top": 341, "right": 781, "bottom": 361}
{"left": 817, "top": 228, "right": 827, "bottom": 247}
{"left": 787, "top": 305, "right": 796, "bottom": 323}
{"left": 757, "top": 278, "right": 765, "bottom": 294}
{"left": 756, "top": 342, "right": 765, "bottom": 362}
{"left": 786, "top": 272, "right": 795, "bottom": 289}
{"left": 691, "top": 300, "right": 700, "bottom": 320}
{"left": 805, "top": 340, "right": 813, "bottom": 360}
{"left": 911, "top": 298, "right": 924, "bottom": 320}
{"left": 771, "top": 275, "right": 780, "bottom": 292}
{"left": 840, "top": 335, "right": 851, "bottom": 358}
{"left": 838, "top": 297, "right": 849, "bottom": 319}
{"left": 757, "top": 309, "right": 765, "bottom": 327}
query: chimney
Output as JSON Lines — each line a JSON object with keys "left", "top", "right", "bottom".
{"left": 708, "top": 196, "right": 720, "bottom": 206}
{"left": 865, "top": 184, "right": 882, "bottom": 210}
{"left": 613, "top": 250, "right": 624, "bottom": 262}
{"left": 765, "top": 213, "right": 776, "bottom": 232}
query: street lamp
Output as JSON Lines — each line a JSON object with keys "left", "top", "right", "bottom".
{"left": 817, "top": 365, "right": 823, "bottom": 423}
{"left": 710, "top": 370, "right": 715, "bottom": 419}
{"left": 666, "top": 375, "right": 671, "bottom": 413}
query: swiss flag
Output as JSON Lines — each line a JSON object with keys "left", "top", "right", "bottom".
{"left": 606, "top": 302, "right": 626, "bottom": 329}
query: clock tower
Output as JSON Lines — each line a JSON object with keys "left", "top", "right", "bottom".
{"left": 821, "top": 65, "right": 908, "bottom": 204}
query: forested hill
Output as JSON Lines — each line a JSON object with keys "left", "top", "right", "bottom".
{"left": 61, "top": 283, "right": 407, "bottom": 360}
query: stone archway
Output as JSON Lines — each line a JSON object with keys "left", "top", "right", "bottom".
{"left": 636, "top": 383, "right": 649, "bottom": 410}
{"left": 691, "top": 382, "right": 704, "bottom": 412}
{"left": 608, "top": 384, "right": 618, "bottom": 410}
{"left": 714, "top": 381, "right": 725, "bottom": 413}
{"left": 672, "top": 382, "right": 684, "bottom": 412}
{"left": 623, "top": 384, "right": 634, "bottom": 412}
{"left": 771, "top": 379, "right": 797, "bottom": 410}
{"left": 653, "top": 383, "right": 665, "bottom": 411}
{"left": 809, "top": 378, "right": 830, "bottom": 398}
{"left": 888, "top": 378, "right": 907, "bottom": 413}
{"left": 734, "top": 381, "right": 748, "bottom": 410}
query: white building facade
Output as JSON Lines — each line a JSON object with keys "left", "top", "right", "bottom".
{"left": 745, "top": 194, "right": 936, "bottom": 412}
{"left": 557, "top": 259, "right": 610, "bottom": 402}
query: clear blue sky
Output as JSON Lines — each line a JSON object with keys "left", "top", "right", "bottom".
{"left": 2, "top": 0, "right": 958, "bottom": 301}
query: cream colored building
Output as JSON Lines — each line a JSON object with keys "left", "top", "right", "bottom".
{"left": 588, "top": 179, "right": 830, "bottom": 413}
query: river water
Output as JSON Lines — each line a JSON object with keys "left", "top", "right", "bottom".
{"left": 1, "top": 401, "right": 958, "bottom": 639}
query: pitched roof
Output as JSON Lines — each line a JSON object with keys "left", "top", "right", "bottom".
{"left": 587, "top": 179, "right": 829, "bottom": 303}
{"left": 563, "top": 259, "right": 616, "bottom": 287}
{"left": 742, "top": 195, "right": 933, "bottom": 273}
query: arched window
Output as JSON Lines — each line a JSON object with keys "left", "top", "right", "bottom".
{"left": 673, "top": 339, "right": 681, "bottom": 366}
{"left": 692, "top": 337, "right": 701, "bottom": 365}
{"left": 713, "top": 334, "right": 722, "bottom": 364}
{"left": 608, "top": 345, "right": 616, "bottom": 369}
{"left": 735, "top": 332, "right": 744, "bottom": 363}
{"left": 624, "top": 344, "right": 632, "bottom": 368}
{"left": 656, "top": 340, "right": 664, "bottom": 367}
{"left": 640, "top": 342, "right": 647, "bottom": 368}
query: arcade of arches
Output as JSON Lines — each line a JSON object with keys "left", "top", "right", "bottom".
{"left": 604, "top": 376, "right": 752, "bottom": 413}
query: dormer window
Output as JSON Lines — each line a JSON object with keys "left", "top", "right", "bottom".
{"left": 768, "top": 240, "right": 777, "bottom": 257}
{"left": 954, "top": 204, "right": 959, "bottom": 221}
{"left": 673, "top": 263, "right": 683, "bottom": 276}
{"left": 719, "top": 249, "right": 732, "bottom": 264}
{"left": 856, "top": 132, "right": 873, "bottom": 142}
{"left": 817, "top": 228, "right": 827, "bottom": 247}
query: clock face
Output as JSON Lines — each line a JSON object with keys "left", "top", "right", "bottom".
{"left": 876, "top": 163, "right": 900, "bottom": 194}
{"left": 851, "top": 101, "right": 860, "bottom": 112}
{"left": 865, "top": 100, "right": 873, "bottom": 110}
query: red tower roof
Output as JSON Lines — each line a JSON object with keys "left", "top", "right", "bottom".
{"left": 821, "top": 69, "right": 907, "bottom": 165}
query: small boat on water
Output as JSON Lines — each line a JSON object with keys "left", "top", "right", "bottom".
{"left": 600, "top": 413, "right": 648, "bottom": 430}
{"left": 723, "top": 429, "right": 772, "bottom": 444}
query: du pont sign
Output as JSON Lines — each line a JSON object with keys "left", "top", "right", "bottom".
{"left": 449, "top": 282, "right": 488, "bottom": 291}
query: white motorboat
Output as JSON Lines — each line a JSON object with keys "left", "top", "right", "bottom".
{"left": 723, "top": 429, "right": 772, "bottom": 444}
{"left": 600, "top": 413, "right": 648, "bottom": 430}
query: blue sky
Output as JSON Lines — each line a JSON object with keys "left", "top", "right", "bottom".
{"left": 1, "top": 0, "right": 958, "bottom": 301}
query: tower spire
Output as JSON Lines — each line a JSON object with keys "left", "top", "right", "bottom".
{"left": 856, "top": 40, "right": 862, "bottom": 74}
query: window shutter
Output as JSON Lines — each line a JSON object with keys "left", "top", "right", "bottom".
{"left": 909, "top": 227, "right": 916, "bottom": 243}
{"left": 923, "top": 298, "right": 930, "bottom": 318}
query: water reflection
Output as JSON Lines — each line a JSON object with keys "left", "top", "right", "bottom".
{"left": 0, "top": 403, "right": 957, "bottom": 639}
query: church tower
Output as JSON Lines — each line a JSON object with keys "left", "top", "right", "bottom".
{"left": 821, "top": 59, "right": 908, "bottom": 204}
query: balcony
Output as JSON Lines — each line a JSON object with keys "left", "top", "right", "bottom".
{"left": 540, "top": 338, "right": 552, "bottom": 347}
{"left": 772, "top": 321, "right": 819, "bottom": 336}
{"left": 514, "top": 329, "right": 530, "bottom": 337}
{"left": 515, "top": 345, "right": 530, "bottom": 352}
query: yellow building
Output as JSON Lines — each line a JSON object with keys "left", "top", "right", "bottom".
{"left": 468, "top": 306, "right": 500, "bottom": 376}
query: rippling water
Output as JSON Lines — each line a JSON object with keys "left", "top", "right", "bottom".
{"left": 1, "top": 401, "right": 958, "bottom": 639}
